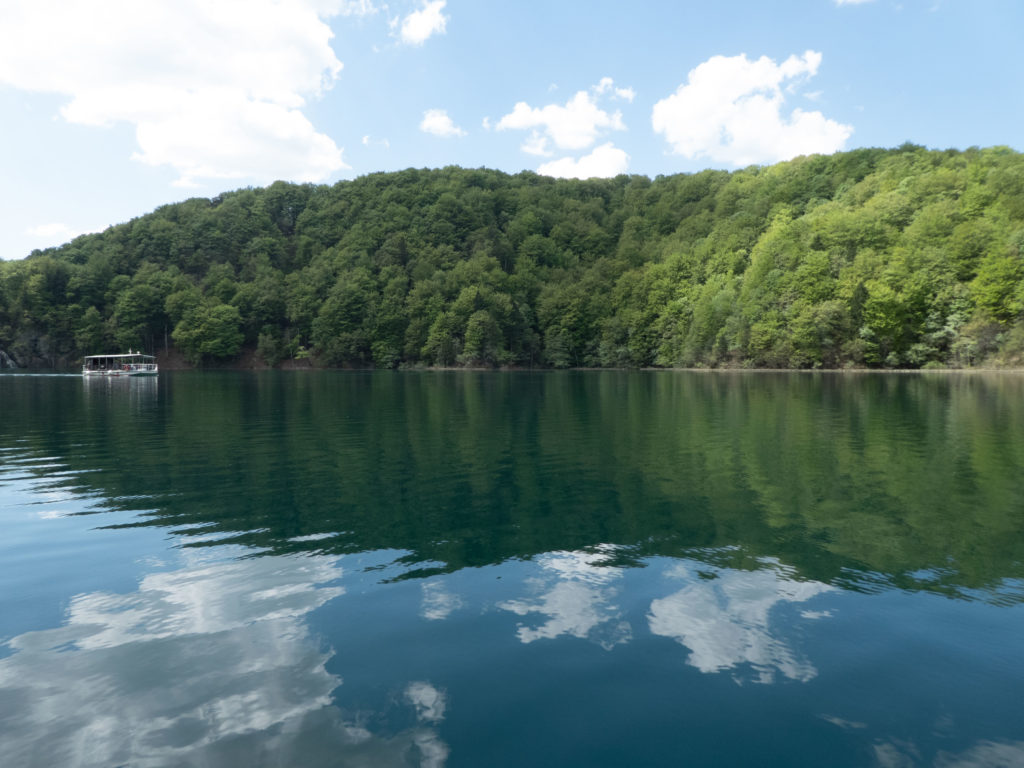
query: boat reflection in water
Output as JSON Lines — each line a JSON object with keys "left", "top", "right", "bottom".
{"left": 82, "top": 372, "right": 158, "bottom": 413}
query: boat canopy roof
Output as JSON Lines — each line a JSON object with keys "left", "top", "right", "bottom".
{"left": 84, "top": 353, "right": 155, "bottom": 361}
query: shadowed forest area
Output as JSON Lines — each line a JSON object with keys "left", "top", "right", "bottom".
{"left": 2, "top": 144, "right": 1023, "bottom": 369}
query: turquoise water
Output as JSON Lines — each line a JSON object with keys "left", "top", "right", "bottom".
{"left": 1, "top": 371, "right": 1023, "bottom": 767}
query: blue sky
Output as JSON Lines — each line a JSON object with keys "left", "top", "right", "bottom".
{"left": 1, "top": 0, "right": 1021, "bottom": 261}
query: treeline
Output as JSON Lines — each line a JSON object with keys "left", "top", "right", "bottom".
{"left": 2, "top": 143, "right": 1023, "bottom": 369}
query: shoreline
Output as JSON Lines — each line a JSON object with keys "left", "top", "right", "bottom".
{"left": 8, "top": 363, "right": 1024, "bottom": 375}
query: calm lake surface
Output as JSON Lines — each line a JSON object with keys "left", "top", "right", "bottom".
{"left": 2, "top": 371, "right": 1023, "bottom": 767}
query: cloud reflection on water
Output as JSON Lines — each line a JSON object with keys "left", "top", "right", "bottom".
{"left": 648, "top": 558, "right": 832, "bottom": 683}
{"left": 499, "top": 547, "right": 632, "bottom": 650}
{"left": 496, "top": 548, "right": 831, "bottom": 682}
{"left": 871, "top": 738, "right": 1024, "bottom": 768}
{"left": 420, "top": 580, "right": 464, "bottom": 621}
{"left": 0, "top": 553, "right": 450, "bottom": 768}
{"left": 405, "top": 682, "right": 450, "bottom": 768}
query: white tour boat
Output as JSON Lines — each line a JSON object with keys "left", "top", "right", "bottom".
{"left": 82, "top": 351, "right": 158, "bottom": 377}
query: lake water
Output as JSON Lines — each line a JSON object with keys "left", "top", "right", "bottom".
{"left": 1, "top": 371, "right": 1023, "bottom": 767}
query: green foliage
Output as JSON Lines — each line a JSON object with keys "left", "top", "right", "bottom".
{"left": 172, "top": 303, "right": 244, "bottom": 364}
{"left": 256, "top": 325, "right": 285, "bottom": 367}
{"left": 4, "top": 145, "right": 1024, "bottom": 369}
{"left": 74, "top": 306, "right": 108, "bottom": 355}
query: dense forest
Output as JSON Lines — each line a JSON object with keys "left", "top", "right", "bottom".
{"left": 2, "top": 143, "right": 1023, "bottom": 370}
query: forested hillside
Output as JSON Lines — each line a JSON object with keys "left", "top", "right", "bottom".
{"left": 2, "top": 144, "right": 1023, "bottom": 369}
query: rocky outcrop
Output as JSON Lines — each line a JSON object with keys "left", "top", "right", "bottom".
{"left": 0, "top": 332, "right": 79, "bottom": 370}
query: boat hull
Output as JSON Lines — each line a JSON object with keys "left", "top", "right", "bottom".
{"left": 82, "top": 369, "right": 158, "bottom": 377}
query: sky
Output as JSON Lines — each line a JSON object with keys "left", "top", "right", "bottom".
{"left": 1, "top": 0, "right": 1021, "bottom": 261}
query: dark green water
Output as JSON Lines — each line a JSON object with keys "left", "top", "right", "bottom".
{"left": 2, "top": 371, "right": 1023, "bottom": 767}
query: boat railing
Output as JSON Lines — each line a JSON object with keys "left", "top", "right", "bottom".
{"left": 82, "top": 358, "right": 158, "bottom": 373}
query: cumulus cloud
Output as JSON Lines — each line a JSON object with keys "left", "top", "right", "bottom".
{"left": 0, "top": 0, "right": 348, "bottom": 187}
{"left": 497, "top": 83, "right": 627, "bottom": 151}
{"left": 400, "top": 0, "right": 449, "bottom": 45}
{"left": 25, "top": 222, "right": 71, "bottom": 239}
{"left": 335, "top": 0, "right": 379, "bottom": 14}
{"left": 25, "top": 221, "right": 103, "bottom": 249}
{"left": 420, "top": 108, "right": 466, "bottom": 138}
{"left": 498, "top": 79, "right": 633, "bottom": 177}
{"left": 652, "top": 51, "right": 853, "bottom": 167}
{"left": 522, "top": 131, "right": 553, "bottom": 157}
{"left": 595, "top": 76, "right": 636, "bottom": 102}
{"left": 26, "top": 222, "right": 79, "bottom": 239}
{"left": 537, "top": 143, "right": 630, "bottom": 179}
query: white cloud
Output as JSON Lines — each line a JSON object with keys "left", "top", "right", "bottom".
{"left": 835, "top": 0, "right": 875, "bottom": 5}
{"left": 26, "top": 222, "right": 77, "bottom": 239}
{"left": 652, "top": 51, "right": 853, "bottom": 167}
{"left": 537, "top": 143, "right": 630, "bottom": 179}
{"left": 522, "top": 131, "right": 553, "bottom": 157}
{"left": 334, "top": 0, "right": 379, "bottom": 14}
{"left": 420, "top": 108, "right": 466, "bottom": 138}
{"left": 497, "top": 85, "right": 626, "bottom": 152}
{"left": 0, "top": 0, "right": 348, "bottom": 187}
{"left": 400, "top": 0, "right": 448, "bottom": 45}
{"left": 25, "top": 221, "right": 102, "bottom": 249}
{"left": 595, "top": 77, "right": 635, "bottom": 102}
